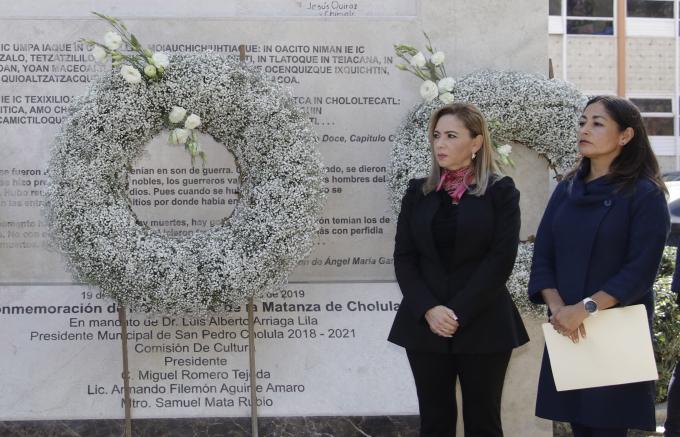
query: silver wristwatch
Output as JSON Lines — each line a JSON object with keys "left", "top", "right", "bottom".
{"left": 582, "top": 297, "right": 598, "bottom": 316}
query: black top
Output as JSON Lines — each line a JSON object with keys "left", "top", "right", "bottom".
{"left": 432, "top": 189, "right": 459, "bottom": 270}
{"left": 388, "top": 176, "right": 529, "bottom": 354}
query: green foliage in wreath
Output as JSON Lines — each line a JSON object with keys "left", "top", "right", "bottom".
{"left": 654, "top": 246, "right": 680, "bottom": 402}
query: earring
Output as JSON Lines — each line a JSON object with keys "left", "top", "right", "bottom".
{"left": 472, "top": 152, "right": 477, "bottom": 160}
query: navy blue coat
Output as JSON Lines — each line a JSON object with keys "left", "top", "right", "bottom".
{"left": 388, "top": 176, "right": 528, "bottom": 353}
{"left": 528, "top": 172, "right": 670, "bottom": 430}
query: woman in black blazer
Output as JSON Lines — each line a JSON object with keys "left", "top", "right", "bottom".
{"left": 388, "top": 103, "right": 529, "bottom": 437}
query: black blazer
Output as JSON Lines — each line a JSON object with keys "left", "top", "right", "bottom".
{"left": 388, "top": 176, "right": 529, "bottom": 353}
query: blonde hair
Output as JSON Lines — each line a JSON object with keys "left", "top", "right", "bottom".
{"left": 423, "top": 103, "right": 500, "bottom": 196}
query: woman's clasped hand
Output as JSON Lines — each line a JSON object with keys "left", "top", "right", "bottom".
{"left": 424, "top": 305, "right": 459, "bottom": 337}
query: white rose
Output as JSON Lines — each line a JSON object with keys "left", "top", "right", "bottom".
{"left": 497, "top": 144, "right": 513, "bottom": 156}
{"left": 419, "top": 80, "right": 438, "bottom": 102}
{"left": 92, "top": 46, "right": 107, "bottom": 63}
{"left": 172, "top": 128, "right": 190, "bottom": 144}
{"left": 120, "top": 65, "right": 142, "bottom": 84}
{"left": 184, "top": 114, "right": 201, "bottom": 130}
{"left": 431, "top": 51, "right": 445, "bottom": 66}
{"left": 437, "top": 77, "right": 456, "bottom": 93}
{"left": 169, "top": 106, "right": 187, "bottom": 124}
{"left": 438, "top": 92, "right": 455, "bottom": 104}
{"left": 410, "top": 52, "right": 426, "bottom": 68}
{"left": 152, "top": 52, "right": 170, "bottom": 68}
{"left": 104, "top": 31, "right": 122, "bottom": 50}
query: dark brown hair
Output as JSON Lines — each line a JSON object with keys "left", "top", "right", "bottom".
{"left": 567, "top": 95, "right": 666, "bottom": 194}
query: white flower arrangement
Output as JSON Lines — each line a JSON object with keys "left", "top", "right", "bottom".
{"left": 88, "top": 14, "right": 207, "bottom": 165}
{"left": 437, "top": 77, "right": 455, "bottom": 93}
{"left": 387, "top": 69, "right": 586, "bottom": 215}
{"left": 92, "top": 45, "right": 107, "bottom": 62}
{"left": 104, "top": 31, "right": 122, "bottom": 50}
{"left": 82, "top": 12, "right": 170, "bottom": 83}
{"left": 394, "top": 36, "right": 527, "bottom": 168}
{"left": 46, "top": 52, "right": 326, "bottom": 314}
{"left": 496, "top": 144, "right": 512, "bottom": 157}
{"left": 410, "top": 52, "right": 427, "bottom": 68}
{"left": 168, "top": 106, "right": 187, "bottom": 124}
{"left": 394, "top": 33, "right": 455, "bottom": 103}
{"left": 166, "top": 106, "right": 204, "bottom": 164}
{"left": 120, "top": 64, "right": 142, "bottom": 84}
{"left": 419, "top": 80, "right": 439, "bottom": 102}
{"left": 430, "top": 51, "right": 445, "bottom": 66}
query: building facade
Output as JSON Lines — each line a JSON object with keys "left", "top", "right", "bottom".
{"left": 548, "top": 0, "right": 679, "bottom": 171}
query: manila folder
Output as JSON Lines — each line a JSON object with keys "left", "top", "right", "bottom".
{"left": 542, "top": 304, "right": 657, "bottom": 391}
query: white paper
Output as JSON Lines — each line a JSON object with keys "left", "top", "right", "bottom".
{"left": 542, "top": 304, "right": 658, "bottom": 391}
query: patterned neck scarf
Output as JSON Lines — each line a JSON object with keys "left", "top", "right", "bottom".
{"left": 436, "top": 167, "right": 474, "bottom": 204}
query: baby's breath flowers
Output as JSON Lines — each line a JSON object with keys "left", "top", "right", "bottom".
{"left": 47, "top": 52, "right": 325, "bottom": 314}
{"left": 507, "top": 242, "right": 545, "bottom": 318}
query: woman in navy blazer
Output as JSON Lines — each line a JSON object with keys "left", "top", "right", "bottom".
{"left": 529, "top": 95, "right": 670, "bottom": 437}
{"left": 389, "top": 103, "right": 528, "bottom": 436}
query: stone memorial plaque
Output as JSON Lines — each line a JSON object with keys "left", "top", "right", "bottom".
{"left": 0, "top": 283, "right": 414, "bottom": 419}
{"left": 0, "top": 283, "right": 550, "bottom": 435}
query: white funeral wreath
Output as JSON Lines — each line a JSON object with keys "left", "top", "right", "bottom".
{"left": 387, "top": 70, "right": 587, "bottom": 215}
{"left": 47, "top": 52, "right": 325, "bottom": 313}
